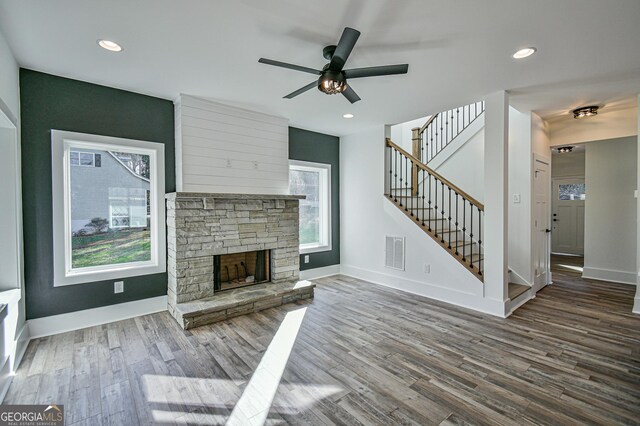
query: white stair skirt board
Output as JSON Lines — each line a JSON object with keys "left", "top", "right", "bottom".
{"left": 27, "top": 296, "right": 167, "bottom": 339}
{"left": 582, "top": 267, "right": 636, "bottom": 285}
{"left": 299, "top": 264, "right": 341, "bottom": 281}
{"left": 341, "top": 265, "right": 506, "bottom": 317}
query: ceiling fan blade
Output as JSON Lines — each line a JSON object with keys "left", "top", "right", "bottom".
{"left": 344, "top": 64, "right": 409, "bottom": 79}
{"left": 342, "top": 85, "right": 361, "bottom": 104}
{"left": 329, "top": 27, "right": 361, "bottom": 71}
{"left": 259, "top": 58, "right": 321, "bottom": 75}
{"left": 284, "top": 81, "right": 318, "bottom": 99}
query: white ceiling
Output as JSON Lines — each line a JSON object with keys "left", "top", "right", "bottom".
{"left": 1, "top": 0, "right": 639, "bottom": 136}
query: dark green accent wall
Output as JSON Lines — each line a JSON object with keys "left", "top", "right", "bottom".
{"left": 20, "top": 69, "right": 175, "bottom": 319}
{"left": 289, "top": 127, "right": 340, "bottom": 270}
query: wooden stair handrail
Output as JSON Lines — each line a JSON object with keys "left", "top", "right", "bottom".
{"left": 419, "top": 113, "right": 438, "bottom": 134}
{"left": 386, "top": 138, "right": 484, "bottom": 211}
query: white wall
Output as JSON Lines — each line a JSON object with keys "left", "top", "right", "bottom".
{"left": 549, "top": 106, "right": 637, "bottom": 147}
{"left": 434, "top": 125, "right": 485, "bottom": 204}
{"left": 341, "top": 126, "right": 504, "bottom": 315}
{"left": 552, "top": 152, "right": 585, "bottom": 178}
{"left": 584, "top": 136, "right": 637, "bottom": 284}
{"left": 0, "top": 31, "right": 19, "bottom": 123}
{"left": 635, "top": 96, "right": 640, "bottom": 314}
{"left": 175, "top": 95, "right": 290, "bottom": 194}
{"left": 508, "top": 108, "right": 533, "bottom": 285}
{"left": 0, "top": 29, "right": 28, "bottom": 402}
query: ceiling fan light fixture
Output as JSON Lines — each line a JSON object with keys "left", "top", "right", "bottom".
{"left": 572, "top": 105, "right": 599, "bottom": 119}
{"left": 318, "top": 72, "right": 347, "bottom": 95}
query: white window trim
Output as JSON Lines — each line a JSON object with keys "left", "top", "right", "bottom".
{"left": 289, "top": 159, "right": 332, "bottom": 254}
{"left": 51, "top": 130, "right": 166, "bottom": 287}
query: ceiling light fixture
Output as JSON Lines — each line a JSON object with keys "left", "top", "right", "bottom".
{"left": 343, "top": 113, "right": 354, "bottom": 119}
{"left": 97, "top": 39, "right": 123, "bottom": 52}
{"left": 557, "top": 146, "right": 574, "bottom": 153}
{"left": 512, "top": 47, "right": 537, "bottom": 59}
{"left": 318, "top": 69, "right": 347, "bottom": 95}
{"left": 572, "top": 105, "right": 598, "bottom": 119}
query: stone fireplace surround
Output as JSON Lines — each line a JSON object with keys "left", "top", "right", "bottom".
{"left": 165, "top": 192, "right": 315, "bottom": 329}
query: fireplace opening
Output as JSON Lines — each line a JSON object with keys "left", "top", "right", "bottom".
{"left": 214, "top": 250, "right": 270, "bottom": 292}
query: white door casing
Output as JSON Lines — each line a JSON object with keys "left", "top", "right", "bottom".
{"left": 533, "top": 157, "right": 551, "bottom": 287}
{"left": 551, "top": 177, "right": 585, "bottom": 255}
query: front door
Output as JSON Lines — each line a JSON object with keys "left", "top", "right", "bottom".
{"left": 551, "top": 178, "right": 585, "bottom": 255}
{"left": 533, "top": 158, "right": 551, "bottom": 287}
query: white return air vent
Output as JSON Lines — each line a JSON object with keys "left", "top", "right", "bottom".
{"left": 385, "top": 236, "right": 405, "bottom": 271}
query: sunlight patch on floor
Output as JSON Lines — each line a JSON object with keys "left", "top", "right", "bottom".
{"left": 558, "top": 264, "right": 583, "bottom": 273}
{"left": 227, "top": 306, "right": 307, "bottom": 425}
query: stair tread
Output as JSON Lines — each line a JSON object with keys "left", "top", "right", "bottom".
{"left": 508, "top": 282, "right": 530, "bottom": 299}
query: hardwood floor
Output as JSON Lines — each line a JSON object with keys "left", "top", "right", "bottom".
{"left": 5, "top": 267, "right": 639, "bottom": 425}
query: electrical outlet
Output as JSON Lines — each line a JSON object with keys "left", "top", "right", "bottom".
{"left": 226, "top": 159, "right": 232, "bottom": 168}
{"left": 114, "top": 281, "right": 124, "bottom": 293}
{"left": 423, "top": 264, "right": 431, "bottom": 274}
{"left": 513, "top": 194, "right": 521, "bottom": 203}
{"left": 253, "top": 161, "right": 258, "bottom": 170}
{"left": 304, "top": 255, "right": 310, "bottom": 264}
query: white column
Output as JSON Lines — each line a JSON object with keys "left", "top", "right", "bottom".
{"left": 484, "top": 91, "right": 509, "bottom": 311}
{"left": 635, "top": 94, "right": 640, "bottom": 314}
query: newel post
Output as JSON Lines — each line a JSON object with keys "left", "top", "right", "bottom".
{"left": 411, "top": 127, "right": 421, "bottom": 196}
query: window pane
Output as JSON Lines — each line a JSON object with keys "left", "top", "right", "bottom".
{"left": 70, "top": 151, "right": 79, "bottom": 166}
{"left": 559, "top": 183, "right": 585, "bottom": 200}
{"left": 70, "top": 148, "right": 151, "bottom": 269}
{"left": 79, "top": 152, "right": 94, "bottom": 166}
{"left": 289, "top": 168, "right": 320, "bottom": 245}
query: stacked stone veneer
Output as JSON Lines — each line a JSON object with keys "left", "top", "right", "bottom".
{"left": 165, "top": 193, "right": 303, "bottom": 319}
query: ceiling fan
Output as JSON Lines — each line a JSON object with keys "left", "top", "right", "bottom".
{"left": 258, "top": 27, "right": 409, "bottom": 104}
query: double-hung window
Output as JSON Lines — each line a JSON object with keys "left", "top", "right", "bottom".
{"left": 51, "top": 130, "right": 166, "bottom": 286}
{"left": 289, "top": 160, "right": 331, "bottom": 254}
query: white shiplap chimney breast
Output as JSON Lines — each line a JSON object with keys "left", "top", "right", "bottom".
{"left": 174, "top": 95, "right": 290, "bottom": 194}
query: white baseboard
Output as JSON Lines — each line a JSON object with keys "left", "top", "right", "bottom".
{"left": 633, "top": 297, "right": 640, "bottom": 315}
{"left": 341, "top": 264, "right": 506, "bottom": 317}
{"left": 299, "top": 264, "right": 341, "bottom": 280}
{"left": 27, "top": 296, "right": 168, "bottom": 339}
{"left": 582, "top": 267, "right": 636, "bottom": 285}
{"left": 0, "top": 355, "right": 12, "bottom": 403}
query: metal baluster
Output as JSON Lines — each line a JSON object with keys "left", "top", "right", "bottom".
{"left": 441, "top": 181, "right": 445, "bottom": 243}
{"left": 399, "top": 152, "right": 403, "bottom": 207}
{"left": 456, "top": 108, "right": 460, "bottom": 136}
{"left": 478, "top": 207, "right": 482, "bottom": 276}
{"left": 455, "top": 193, "right": 459, "bottom": 255}
{"left": 470, "top": 203, "right": 474, "bottom": 269}
{"left": 447, "top": 187, "right": 452, "bottom": 249}
{"left": 462, "top": 200, "right": 466, "bottom": 261}
{"left": 428, "top": 173, "right": 432, "bottom": 231}
{"left": 409, "top": 159, "right": 413, "bottom": 215}
{"left": 433, "top": 177, "right": 438, "bottom": 237}
{"left": 404, "top": 156, "right": 408, "bottom": 211}
{"left": 421, "top": 169, "right": 426, "bottom": 226}
{"left": 393, "top": 149, "right": 398, "bottom": 202}
{"left": 388, "top": 147, "right": 392, "bottom": 198}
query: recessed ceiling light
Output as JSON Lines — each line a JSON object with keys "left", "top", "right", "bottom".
{"left": 557, "top": 146, "right": 574, "bottom": 153}
{"left": 97, "top": 39, "right": 123, "bottom": 52}
{"left": 512, "top": 47, "right": 536, "bottom": 59}
{"left": 343, "top": 113, "right": 354, "bottom": 119}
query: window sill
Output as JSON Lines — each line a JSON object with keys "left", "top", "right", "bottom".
{"left": 300, "top": 245, "right": 332, "bottom": 255}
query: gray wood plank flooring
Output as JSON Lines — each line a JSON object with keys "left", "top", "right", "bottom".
{"left": 4, "top": 263, "right": 640, "bottom": 425}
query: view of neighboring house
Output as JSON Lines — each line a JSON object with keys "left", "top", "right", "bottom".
{"left": 70, "top": 149, "right": 150, "bottom": 233}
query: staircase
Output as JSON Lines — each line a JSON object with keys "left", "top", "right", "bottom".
{"left": 385, "top": 137, "right": 484, "bottom": 281}
{"left": 414, "top": 101, "right": 485, "bottom": 164}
